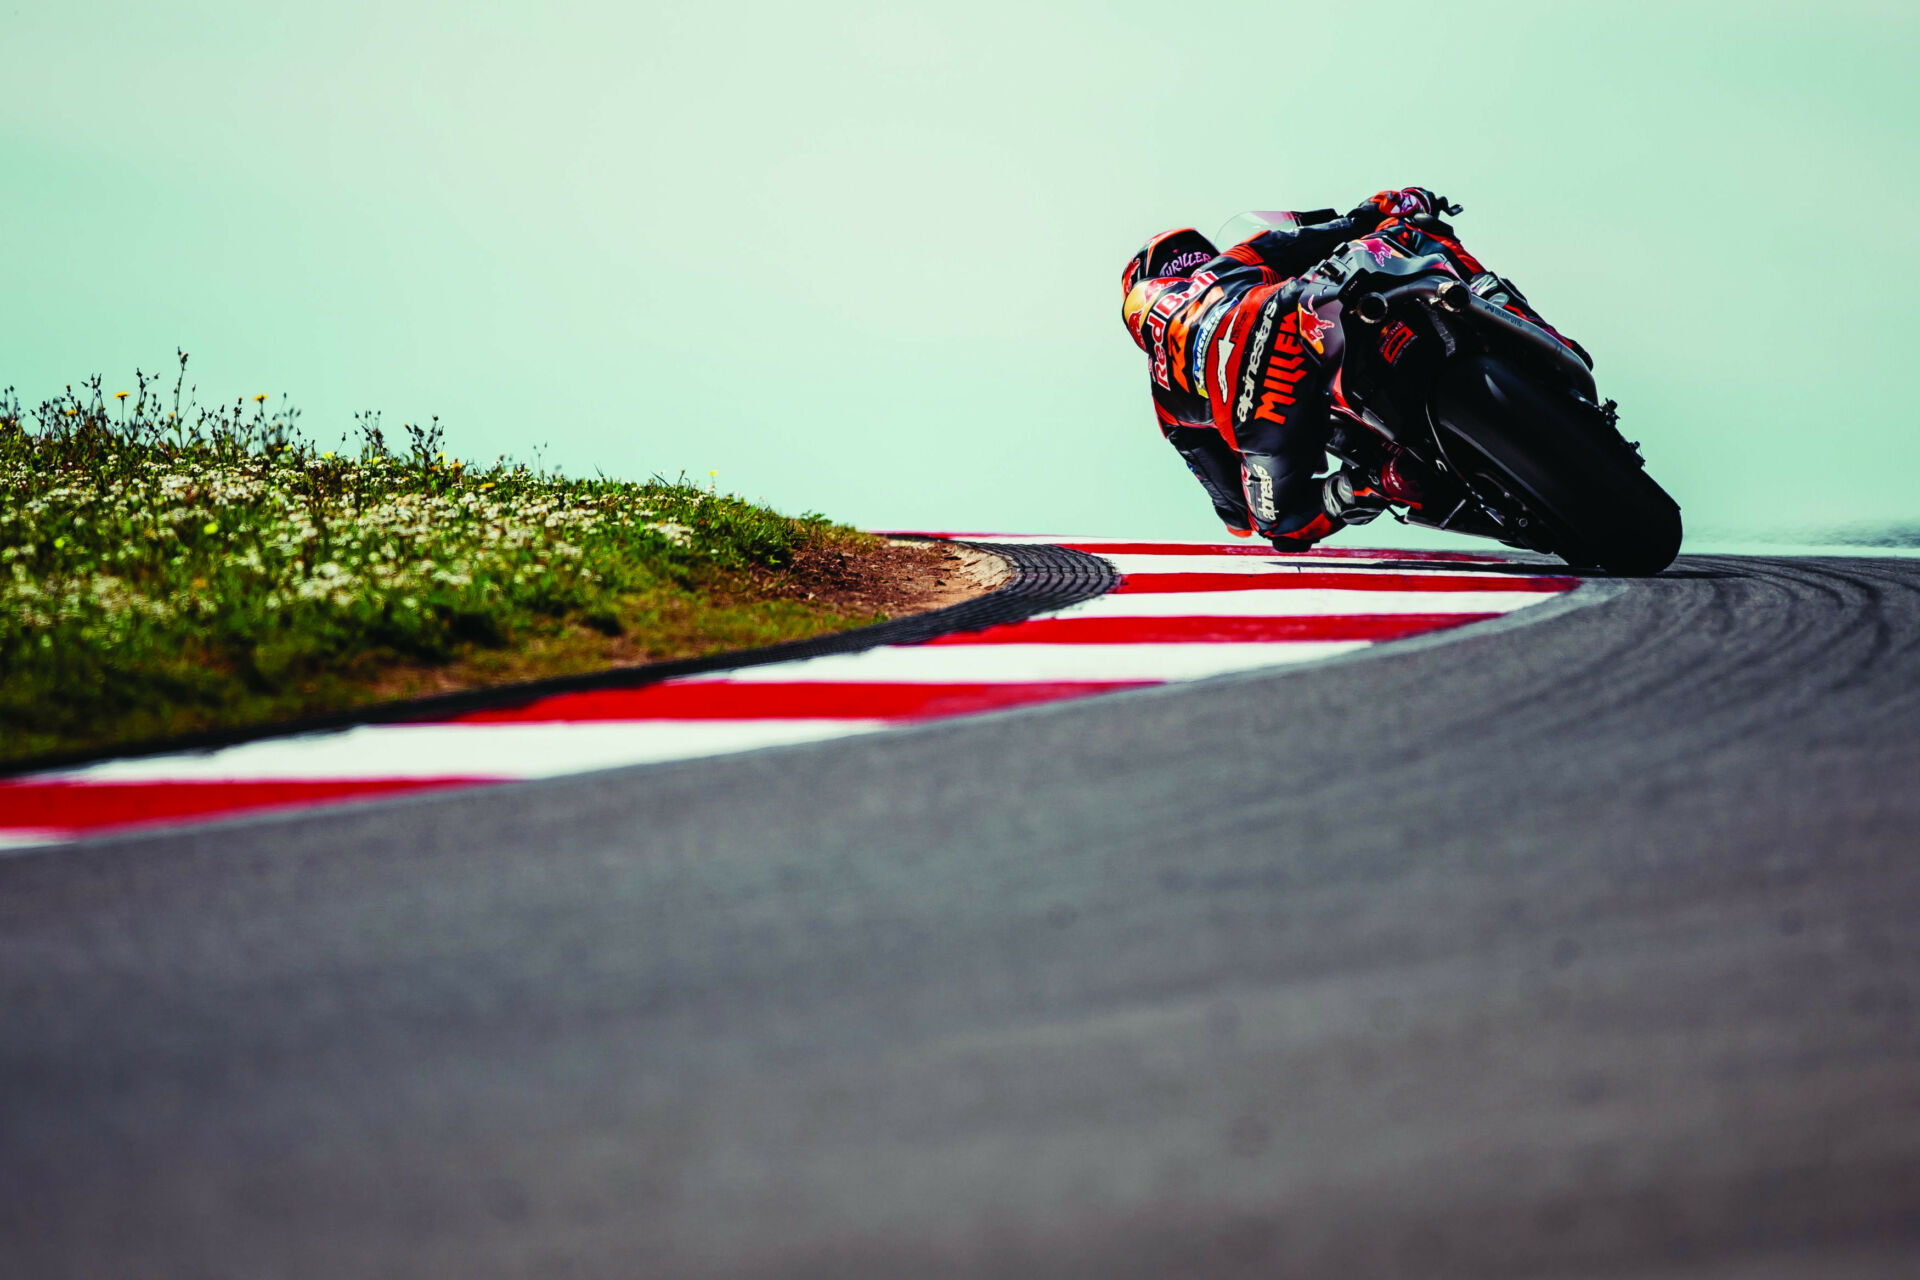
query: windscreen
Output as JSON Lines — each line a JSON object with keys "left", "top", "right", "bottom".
{"left": 1215, "top": 210, "right": 1304, "bottom": 246}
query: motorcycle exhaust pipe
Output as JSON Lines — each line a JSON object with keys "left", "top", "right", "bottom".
{"left": 1436, "top": 279, "right": 1472, "bottom": 313}
{"left": 1354, "top": 293, "right": 1390, "bottom": 325}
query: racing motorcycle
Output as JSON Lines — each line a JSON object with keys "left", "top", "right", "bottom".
{"left": 1227, "top": 210, "right": 1683, "bottom": 576}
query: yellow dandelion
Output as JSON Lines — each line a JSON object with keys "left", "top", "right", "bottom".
{"left": 253, "top": 394, "right": 268, "bottom": 403}
{"left": 202, "top": 521, "right": 218, "bottom": 535}
{"left": 322, "top": 451, "right": 335, "bottom": 460}
{"left": 114, "top": 391, "right": 129, "bottom": 401}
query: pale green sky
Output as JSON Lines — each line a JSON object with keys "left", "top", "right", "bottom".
{"left": 4, "top": 1, "right": 1916, "bottom": 543}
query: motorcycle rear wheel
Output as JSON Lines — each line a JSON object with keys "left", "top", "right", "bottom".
{"left": 1429, "top": 357, "right": 1682, "bottom": 576}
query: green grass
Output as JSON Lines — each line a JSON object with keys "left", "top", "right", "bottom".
{"left": 1, "top": 356, "right": 882, "bottom": 766}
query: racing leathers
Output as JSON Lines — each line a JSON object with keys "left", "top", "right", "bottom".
{"left": 1122, "top": 186, "right": 1551, "bottom": 548}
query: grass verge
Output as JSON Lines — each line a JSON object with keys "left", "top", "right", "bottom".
{"left": 2, "top": 359, "right": 904, "bottom": 767}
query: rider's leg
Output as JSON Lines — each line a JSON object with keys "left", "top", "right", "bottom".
{"left": 1237, "top": 421, "right": 1338, "bottom": 550}
{"left": 1218, "top": 284, "right": 1344, "bottom": 550}
{"left": 1162, "top": 422, "right": 1255, "bottom": 536}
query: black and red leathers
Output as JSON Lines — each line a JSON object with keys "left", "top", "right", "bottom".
{"left": 1123, "top": 187, "right": 1517, "bottom": 548}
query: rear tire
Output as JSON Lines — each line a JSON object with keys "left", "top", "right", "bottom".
{"left": 1430, "top": 357, "right": 1682, "bottom": 576}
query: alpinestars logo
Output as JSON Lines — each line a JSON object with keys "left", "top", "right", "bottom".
{"left": 1234, "top": 295, "right": 1282, "bottom": 422}
{"left": 1245, "top": 459, "right": 1277, "bottom": 523}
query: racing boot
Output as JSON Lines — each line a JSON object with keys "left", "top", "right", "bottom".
{"left": 1322, "top": 467, "right": 1390, "bottom": 526}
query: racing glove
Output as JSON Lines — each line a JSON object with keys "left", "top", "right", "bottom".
{"left": 1354, "top": 187, "right": 1462, "bottom": 221}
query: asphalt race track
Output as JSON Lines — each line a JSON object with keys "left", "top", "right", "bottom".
{"left": 4, "top": 553, "right": 1919, "bottom": 1278}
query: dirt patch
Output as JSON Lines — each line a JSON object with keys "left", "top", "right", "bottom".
{"left": 779, "top": 537, "right": 1011, "bottom": 616}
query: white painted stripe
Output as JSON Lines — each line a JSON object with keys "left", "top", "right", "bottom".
{"left": 939, "top": 534, "right": 1507, "bottom": 560}
{"left": 1095, "top": 553, "right": 1324, "bottom": 576}
{"left": 1028, "top": 589, "right": 1556, "bottom": 620}
{"left": 0, "top": 829, "right": 66, "bottom": 849}
{"left": 901, "top": 533, "right": 1131, "bottom": 544}
{"left": 1092, "top": 553, "right": 1563, "bottom": 579}
{"left": 687, "top": 641, "right": 1370, "bottom": 685}
{"left": 45, "top": 720, "right": 889, "bottom": 784}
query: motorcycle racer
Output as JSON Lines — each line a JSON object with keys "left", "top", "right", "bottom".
{"left": 1122, "top": 187, "right": 1571, "bottom": 549}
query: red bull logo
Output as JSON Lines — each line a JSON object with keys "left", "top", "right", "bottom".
{"left": 1358, "top": 237, "right": 1397, "bottom": 266}
{"left": 1296, "top": 302, "right": 1335, "bottom": 356}
{"left": 1124, "top": 277, "right": 1176, "bottom": 346}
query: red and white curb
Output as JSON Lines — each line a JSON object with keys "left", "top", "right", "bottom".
{"left": 0, "top": 538, "right": 1577, "bottom": 847}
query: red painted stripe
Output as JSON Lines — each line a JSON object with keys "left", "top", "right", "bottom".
{"left": 447, "top": 680, "right": 1156, "bottom": 725}
{"left": 1115, "top": 570, "right": 1575, "bottom": 594}
{"left": 1059, "top": 541, "right": 1501, "bottom": 562}
{"left": 879, "top": 534, "right": 1507, "bottom": 564}
{"left": 928, "top": 613, "right": 1498, "bottom": 645}
{"left": 0, "top": 776, "right": 489, "bottom": 834}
